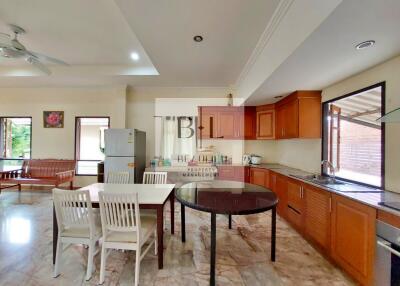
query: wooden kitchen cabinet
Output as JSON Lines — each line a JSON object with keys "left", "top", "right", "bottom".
{"left": 303, "top": 184, "right": 331, "bottom": 252}
{"left": 331, "top": 194, "right": 376, "bottom": 285}
{"left": 249, "top": 168, "right": 265, "bottom": 186}
{"left": 217, "top": 110, "right": 238, "bottom": 139}
{"left": 286, "top": 179, "right": 304, "bottom": 231}
{"left": 256, "top": 105, "right": 275, "bottom": 139}
{"left": 275, "top": 91, "right": 321, "bottom": 139}
{"left": 198, "top": 106, "right": 256, "bottom": 140}
{"left": 217, "top": 166, "right": 249, "bottom": 182}
{"left": 239, "top": 107, "right": 256, "bottom": 139}
{"left": 274, "top": 174, "right": 288, "bottom": 218}
{"left": 198, "top": 107, "right": 218, "bottom": 139}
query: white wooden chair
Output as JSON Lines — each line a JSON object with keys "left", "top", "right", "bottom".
{"left": 142, "top": 171, "right": 167, "bottom": 184}
{"left": 106, "top": 171, "right": 130, "bottom": 184}
{"left": 98, "top": 192, "right": 157, "bottom": 286}
{"left": 53, "top": 189, "right": 101, "bottom": 281}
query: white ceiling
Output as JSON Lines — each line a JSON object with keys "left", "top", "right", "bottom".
{"left": 0, "top": 0, "right": 156, "bottom": 72}
{"left": 0, "top": 0, "right": 280, "bottom": 87}
{"left": 0, "top": 0, "right": 399, "bottom": 96}
{"left": 245, "top": 0, "right": 400, "bottom": 105}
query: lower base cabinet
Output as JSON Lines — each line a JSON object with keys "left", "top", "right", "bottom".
{"left": 331, "top": 194, "right": 376, "bottom": 286}
{"left": 303, "top": 185, "right": 331, "bottom": 252}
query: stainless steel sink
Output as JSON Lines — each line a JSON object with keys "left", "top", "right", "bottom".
{"left": 289, "top": 174, "right": 345, "bottom": 186}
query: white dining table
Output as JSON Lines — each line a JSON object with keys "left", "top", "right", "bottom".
{"left": 53, "top": 183, "right": 176, "bottom": 269}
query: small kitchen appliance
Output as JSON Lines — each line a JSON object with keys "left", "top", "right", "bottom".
{"left": 242, "top": 154, "right": 251, "bottom": 166}
{"left": 250, "top": 155, "right": 262, "bottom": 165}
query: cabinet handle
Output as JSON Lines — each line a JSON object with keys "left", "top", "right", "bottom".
{"left": 329, "top": 197, "right": 332, "bottom": 212}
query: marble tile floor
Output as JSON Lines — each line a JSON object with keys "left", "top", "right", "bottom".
{"left": 0, "top": 189, "right": 355, "bottom": 286}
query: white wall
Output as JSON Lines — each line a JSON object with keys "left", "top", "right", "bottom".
{"left": 126, "top": 87, "right": 237, "bottom": 164}
{"left": 244, "top": 140, "right": 278, "bottom": 163}
{"left": 0, "top": 85, "right": 127, "bottom": 186}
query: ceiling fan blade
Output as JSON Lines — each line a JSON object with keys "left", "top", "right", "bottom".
{"left": 0, "top": 47, "right": 25, "bottom": 58}
{"left": 27, "top": 51, "right": 68, "bottom": 65}
{"left": 0, "top": 32, "right": 10, "bottom": 41}
{"left": 26, "top": 57, "right": 51, "bottom": 75}
{"left": 0, "top": 33, "right": 12, "bottom": 48}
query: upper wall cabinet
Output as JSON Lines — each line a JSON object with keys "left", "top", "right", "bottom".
{"left": 198, "top": 106, "right": 256, "bottom": 140}
{"left": 275, "top": 91, "right": 322, "bottom": 139}
{"left": 256, "top": 104, "right": 275, "bottom": 139}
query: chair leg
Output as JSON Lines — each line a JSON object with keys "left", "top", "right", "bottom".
{"left": 86, "top": 242, "right": 95, "bottom": 281}
{"left": 18, "top": 184, "right": 21, "bottom": 192}
{"left": 134, "top": 248, "right": 141, "bottom": 286}
{"left": 154, "top": 229, "right": 158, "bottom": 255}
{"left": 99, "top": 244, "right": 107, "bottom": 284}
{"left": 53, "top": 237, "right": 62, "bottom": 278}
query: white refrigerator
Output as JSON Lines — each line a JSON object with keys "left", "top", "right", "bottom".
{"left": 104, "top": 129, "right": 146, "bottom": 183}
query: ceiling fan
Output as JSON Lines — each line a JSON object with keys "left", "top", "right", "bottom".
{"left": 0, "top": 24, "right": 68, "bottom": 75}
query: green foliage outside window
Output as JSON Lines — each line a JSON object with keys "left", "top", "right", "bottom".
{"left": 11, "top": 122, "right": 31, "bottom": 159}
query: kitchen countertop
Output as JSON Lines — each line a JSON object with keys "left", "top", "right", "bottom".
{"left": 250, "top": 163, "right": 400, "bottom": 217}
{"left": 146, "top": 163, "right": 400, "bottom": 217}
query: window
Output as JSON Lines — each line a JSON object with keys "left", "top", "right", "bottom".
{"left": 322, "top": 83, "right": 385, "bottom": 187}
{"left": 75, "top": 117, "right": 110, "bottom": 175}
{"left": 159, "top": 116, "right": 197, "bottom": 160}
{"left": 0, "top": 117, "right": 32, "bottom": 169}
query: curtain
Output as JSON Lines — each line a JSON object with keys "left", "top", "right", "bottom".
{"left": 160, "top": 116, "right": 196, "bottom": 159}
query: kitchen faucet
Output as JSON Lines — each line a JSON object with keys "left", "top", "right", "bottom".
{"left": 321, "top": 160, "right": 336, "bottom": 181}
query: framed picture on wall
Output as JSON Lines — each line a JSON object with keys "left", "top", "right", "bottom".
{"left": 43, "top": 111, "right": 64, "bottom": 128}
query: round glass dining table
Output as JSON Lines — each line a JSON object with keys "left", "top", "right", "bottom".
{"left": 175, "top": 180, "right": 278, "bottom": 286}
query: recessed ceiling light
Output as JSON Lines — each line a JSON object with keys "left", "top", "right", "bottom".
{"left": 355, "top": 40, "right": 375, "bottom": 50}
{"left": 193, "top": 35, "right": 203, "bottom": 42}
{"left": 130, "top": 52, "right": 140, "bottom": 61}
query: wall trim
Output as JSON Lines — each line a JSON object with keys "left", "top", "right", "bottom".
{"left": 235, "top": 0, "right": 294, "bottom": 87}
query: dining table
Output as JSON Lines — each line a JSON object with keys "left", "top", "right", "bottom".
{"left": 52, "top": 183, "right": 176, "bottom": 269}
{"left": 176, "top": 180, "right": 278, "bottom": 286}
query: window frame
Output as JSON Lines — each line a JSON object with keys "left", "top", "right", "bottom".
{"left": 321, "top": 82, "right": 386, "bottom": 188}
{"left": 74, "top": 116, "right": 110, "bottom": 176}
{"left": 0, "top": 116, "right": 33, "bottom": 161}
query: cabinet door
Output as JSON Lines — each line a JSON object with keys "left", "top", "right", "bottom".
{"left": 239, "top": 109, "right": 256, "bottom": 139}
{"left": 287, "top": 180, "right": 303, "bottom": 213}
{"left": 217, "top": 166, "right": 235, "bottom": 180}
{"left": 304, "top": 185, "right": 331, "bottom": 251}
{"left": 276, "top": 106, "right": 285, "bottom": 139}
{"left": 284, "top": 100, "right": 299, "bottom": 138}
{"left": 269, "top": 171, "right": 277, "bottom": 192}
{"left": 256, "top": 110, "right": 275, "bottom": 139}
{"left": 331, "top": 194, "right": 376, "bottom": 285}
{"left": 250, "top": 168, "right": 265, "bottom": 186}
{"left": 234, "top": 166, "right": 248, "bottom": 182}
{"left": 218, "top": 111, "right": 237, "bottom": 139}
{"left": 199, "top": 109, "right": 218, "bottom": 139}
{"left": 287, "top": 180, "right": 303, "bottom": 230}
{"left": 275, "top": 174, "right": 288, "bottom": 218}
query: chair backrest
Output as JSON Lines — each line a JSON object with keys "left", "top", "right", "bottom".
{"left": 23, "top": 159, "right": 76, "bottom": 178}
{"left": 142, "top": 171, "right": 167, "bottom": 184}
{"left": 53, "top": 188, "right": 95, "bottom": 236}
{"left": 106, "top": 171, "right": 130, "bottom": 184}
{"left": 99, "top": 192, "right": 141, "bottom": 241}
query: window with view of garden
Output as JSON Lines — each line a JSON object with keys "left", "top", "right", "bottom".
{"left": 0, "top": 117, "right": 32, "bottom": 169}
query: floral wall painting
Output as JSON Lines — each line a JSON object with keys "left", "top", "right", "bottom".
{"left": 43, "top": 111, "right": 64, "bottom": 128}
